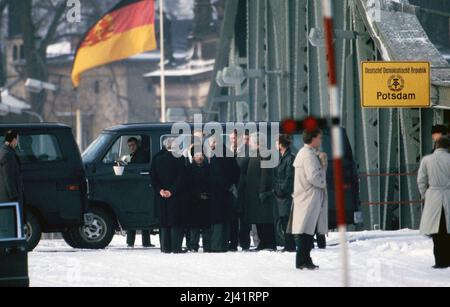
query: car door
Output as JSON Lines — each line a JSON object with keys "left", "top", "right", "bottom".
{"left": 93, "top": 133, "right": 157, "bottom": 229}
{"left": 13, "top": 131, "right": 82, "bottom": 227}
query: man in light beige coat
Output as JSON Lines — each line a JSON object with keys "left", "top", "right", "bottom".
{"left": 418, "top": 137, "right": 450, "bottom": 269}
{"left": 287, "top": 128, "right": 328, "bottom": 270}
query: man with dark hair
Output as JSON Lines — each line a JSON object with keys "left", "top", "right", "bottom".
{"left": 0, "top": 130, "right": 24, "bottom": 207}
{"left": 288, "top": 128, "right": 328, "bottom": 270}
{"left": 274, "top": 134, "right": 296, "bottom": 252}
{"left": 128, "top": 137, "right": 149, "bottom": 164}
{"left": 418, "top": 136, "right": 450, "bottom": 269}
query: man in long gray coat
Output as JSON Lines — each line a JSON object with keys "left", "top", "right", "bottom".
{"left": 417, "top": 137, "right": 450, "bottom": 269}
{"left": 0, "top": 130, "right": 23, "bottom": 205}
{"left": 288, "top": 128, "right": 328, "bottom": 270}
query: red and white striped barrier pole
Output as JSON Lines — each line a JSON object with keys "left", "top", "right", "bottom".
{"left": 322, "top": 0, "right": 350, "bottom": 287}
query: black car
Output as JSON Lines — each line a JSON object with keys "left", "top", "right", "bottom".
{"left": 69, "top": 123, "right": 360, "bottom": 250}
{"left": 0, "top": 124, "right": 89, "bottom": 251}
{"left": 0, "top": 202, "right": 29, "bottom": 287}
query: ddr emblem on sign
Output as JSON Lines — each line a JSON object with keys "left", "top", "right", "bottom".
{"left": 361, "top": 62, "right": 431, "bottom": 108}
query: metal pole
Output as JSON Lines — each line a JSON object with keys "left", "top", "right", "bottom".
{"left": 322, "top": 0, "right": 349, "bottom": 287}
{"left": 159, "top": 0, "right": 167, "bottom": 123}
{"left": 76, "top": 109, "right": 82, "bottom": 150}
{"left": 75, "top": 89, "right": 82, "bottom": 150}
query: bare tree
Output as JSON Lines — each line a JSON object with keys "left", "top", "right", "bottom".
{"left": 16, "top": 0, "right": 67, "bottom": 115}
{"left": 0, "top": 0, "right": 9, "bottom": 86}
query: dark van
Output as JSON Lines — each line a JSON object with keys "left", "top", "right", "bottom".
{"left": 0, "top": 124, "right": 89, "bottom": 251}
{"left": 69, "top": 123, "right": 359, "bottom": 249}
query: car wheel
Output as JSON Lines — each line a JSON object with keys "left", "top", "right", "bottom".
{"left": 62, "top": 230, "right": 81, "bottom": 249}
{"left": 69, "top": 208, "right": 115, "bottom": 249}
{"left": 24, "top": 211, "right": 42, "bottom": 252}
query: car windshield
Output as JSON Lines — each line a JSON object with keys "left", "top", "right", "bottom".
{"left": 82, "top": 133, "right": 113, "bottom": 162}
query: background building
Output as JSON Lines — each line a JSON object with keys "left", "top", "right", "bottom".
{"left": 0, "top": 0, "right": 224, "bottom": 149}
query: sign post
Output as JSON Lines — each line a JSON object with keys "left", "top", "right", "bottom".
{"left": 361, "top": 62, "right": 431, "bottom": 108}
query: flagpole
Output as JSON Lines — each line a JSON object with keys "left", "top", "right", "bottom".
{"left": 159, "top": 0, "right": 167, "bottom": 123}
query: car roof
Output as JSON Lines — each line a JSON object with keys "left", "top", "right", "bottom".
{"left": 0, "top": 123, "right": 72, "bottom": 130}
{"left": 104, "top": 123, "right": 232, "bottom": 133}
{"left": 104, "top": 123, "right": 181, "bottom": 132}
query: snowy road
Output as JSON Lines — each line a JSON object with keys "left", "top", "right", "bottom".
{"left": 29, "top": 230, "right": 450, "bottom": 287}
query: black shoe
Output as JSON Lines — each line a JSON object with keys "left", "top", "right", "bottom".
{"left": 433, "top": 265, "right": 449, "bottom": 269}
{"left": 282, "top": 248, "right": 296, "bottom": 253}
{"left": 297, "top": 263, "right": 319, "bottom": 271}
{"left": 251, "top": 246, "right": 264, "bottom": 252}
{"left": 228, "top": 248, "right": 238, "bottom": 252}
{"left": 143, "top": 244, "right": 155, "bottom": 248}
{"left": 173, "top": 249, "right": 188, "bottom": 254}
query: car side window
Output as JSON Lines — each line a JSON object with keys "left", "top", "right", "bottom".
{"left": 103, "top": 135, "right": 151, "bottom": 165}
{"left": 16, "top": 134, "right": 63, "bottom": 164}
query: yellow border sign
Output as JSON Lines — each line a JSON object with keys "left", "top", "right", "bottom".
{"left": 361, "top": 61, "right": 431, "bottom": 108}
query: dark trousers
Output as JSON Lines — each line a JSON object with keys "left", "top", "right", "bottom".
{"left": 295, "top": 234, "right": 314, "bottom": 268}
{"left": 210, "top": 223, "right": 230, "bottom": 252}
{"left": 189, "top": 228, "right": 212, "bottom": 252}
{"left": 160, "top": 227, "right": 183, "bottom": 253}
{"left": 256, "top": 224, "right": 277, "bottom": 250}
{"left": 280, "top": 217, "right": 296, "bottom": 251}
{"left": 127, "top": 230, "right": 151, "bottom": 247}
{"left": 432, "top": 210, "right": 450, "bottom": 267}
{"left": 315, "top": 234, "right": 327, "bottom": 249}
{"left": 230, "top": 216, "right": 251, "bottom": 250}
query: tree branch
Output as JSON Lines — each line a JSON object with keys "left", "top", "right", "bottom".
{"left": 0, "top": 0, "right": 8, "bottom": 13}
{"left": 38, "top": 1, "right": 68, "bottom": 53}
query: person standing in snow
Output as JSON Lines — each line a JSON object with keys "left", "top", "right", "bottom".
{"left": 229, "top": 130, "right": 251, "bottom": 252}
{"left": 287, "top": 128, "right": 328, "bottom": 270}
{"left": 126, "top": 137, "right": 153, "bottom": 248}
{"left": 273, "top": 134, "right": 296, "bottom": 252}
{"left": 0, "top": 130, "right": 24, "bottom": 207}
{"left": 418, "top": 136, "right": 450, "bottom": 269}
{"left": 207, "top": 136, "right": 240, "bottom": 253}
{"left": 186, "top": 146, "right": 212, "bottom": 252}
{"left": 151, "top": 138, "right": 186, "bottom": 254}
{"left": 242, "top": 133, "right": 276, "bottom": 252}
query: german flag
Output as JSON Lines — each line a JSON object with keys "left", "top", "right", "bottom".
{"left": 71, "top": 0, "right": 157, "bottom": 87}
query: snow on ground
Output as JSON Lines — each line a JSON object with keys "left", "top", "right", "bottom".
{"left": 29, "top": 230, "right": 450, "bottom": 287}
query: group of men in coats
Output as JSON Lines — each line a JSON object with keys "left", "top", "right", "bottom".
{"left": 148, "top": 127, "right": 329, "bottom": 271}
{"left": 150, "top": 133, "right": 241, "bottom": 253}
{"left": 2, "top": 125, "right": 448, "bottom": 271}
